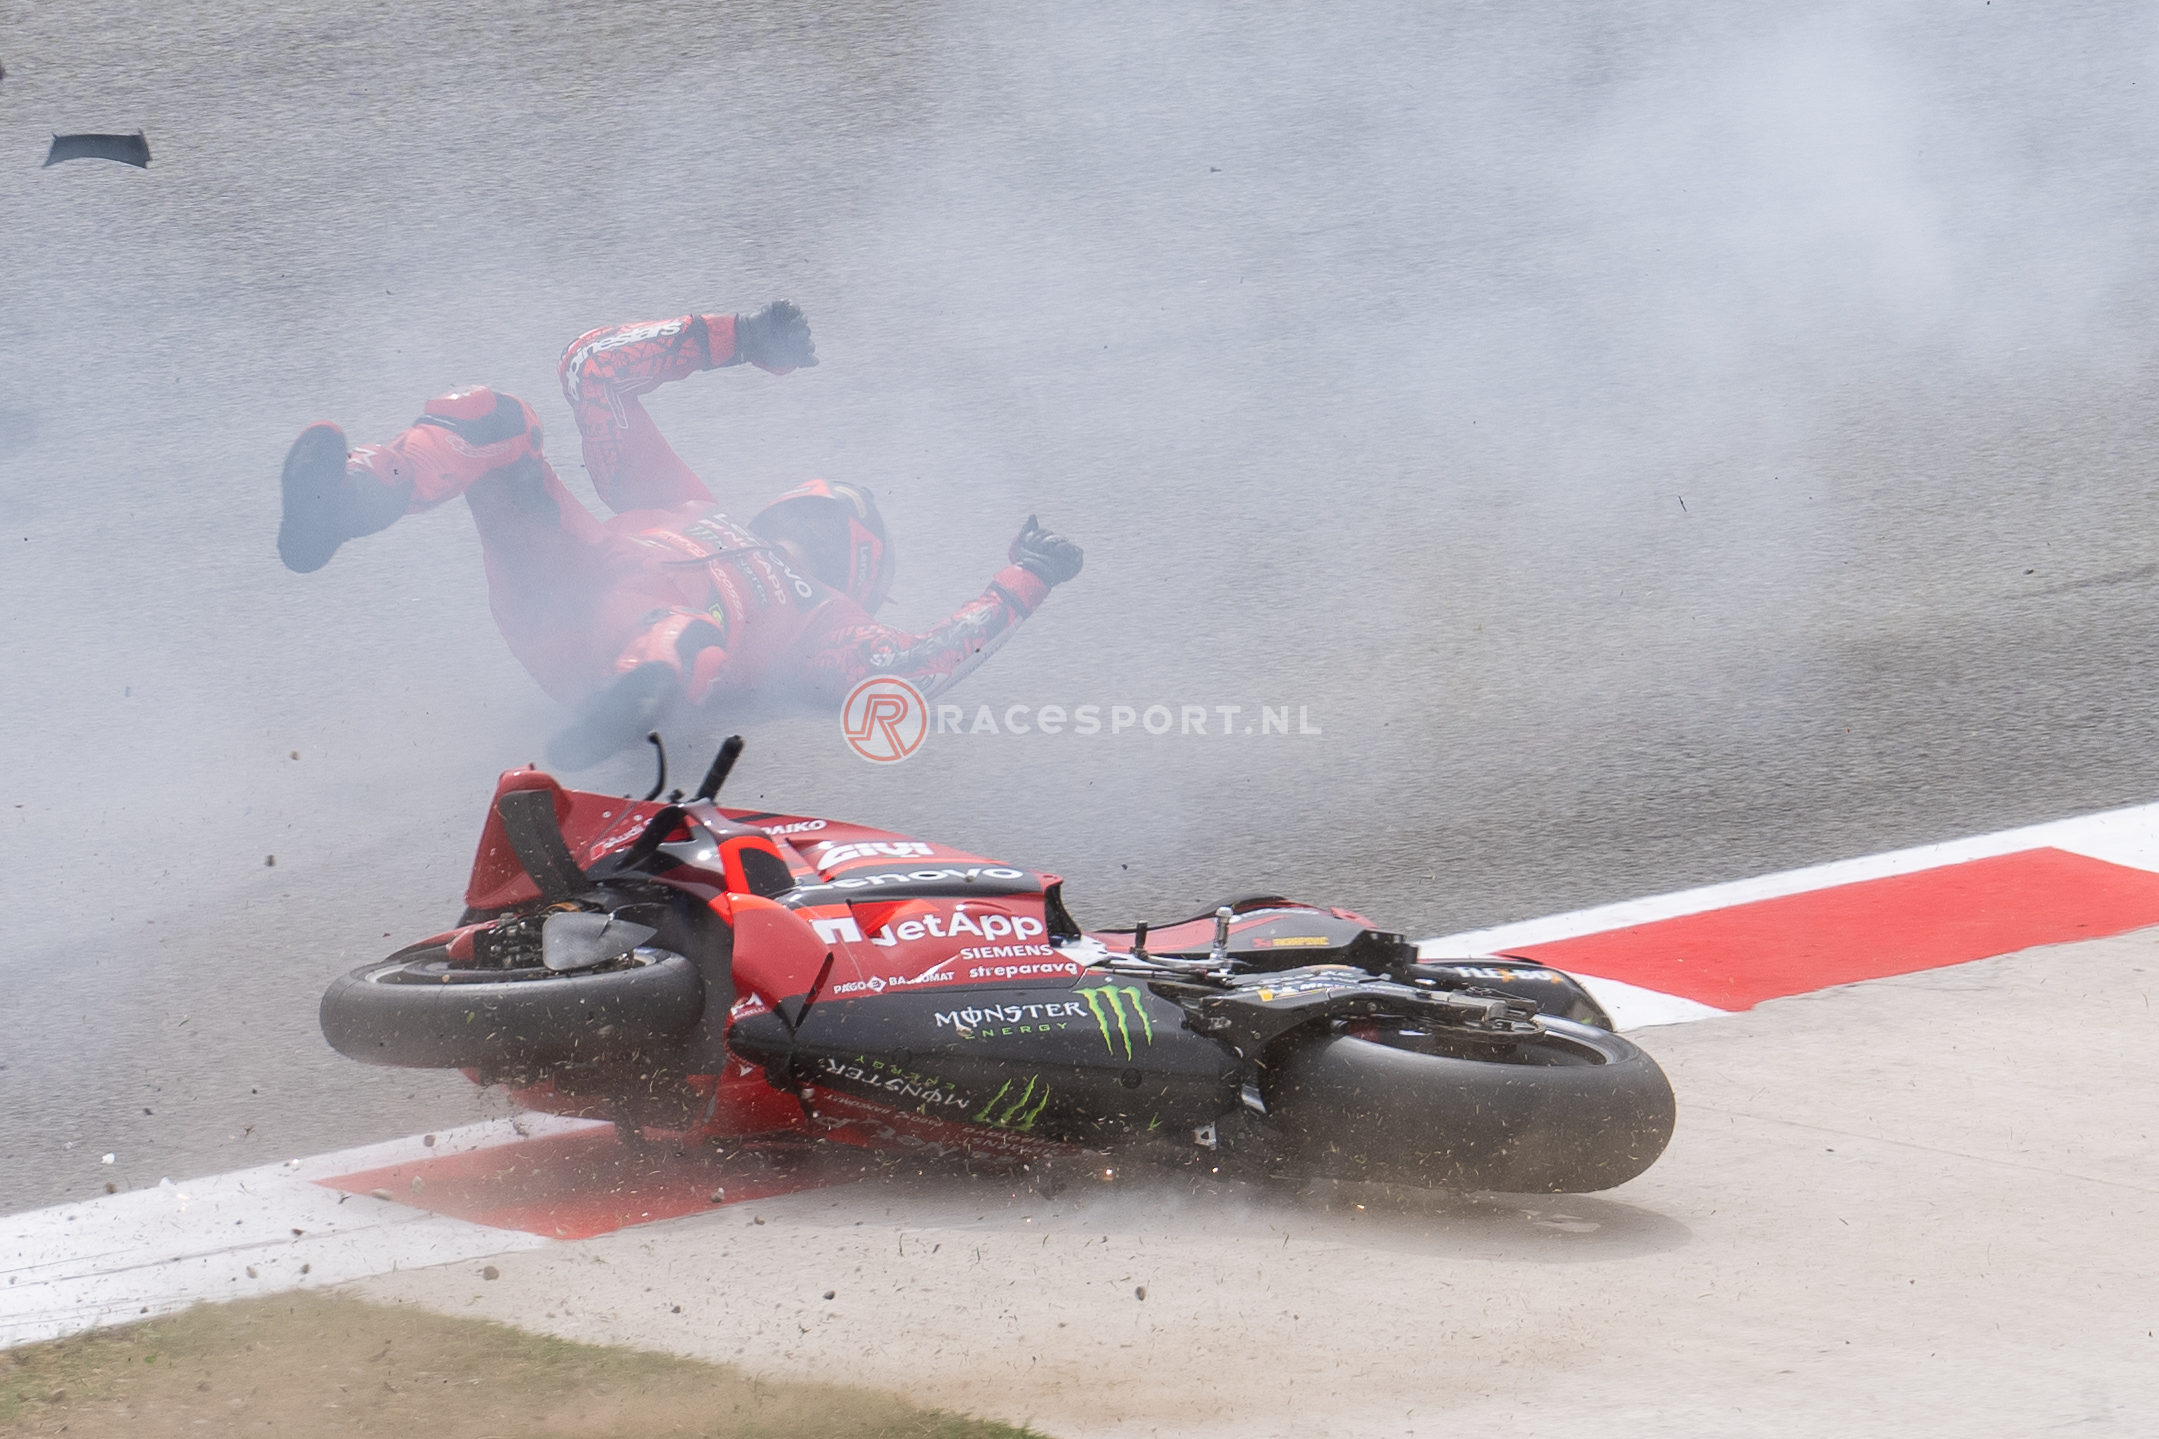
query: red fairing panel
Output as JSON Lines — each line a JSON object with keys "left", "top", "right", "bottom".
{"left": 464, "top": 768, "right": 659, "bottom": 912}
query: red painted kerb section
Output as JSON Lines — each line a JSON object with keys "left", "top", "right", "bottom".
{"left": 1510, "top": 847, "right": 2159, "bottom": 1011}
{"left": 321, "top": 1129, "right": 877, "bottom": 1239}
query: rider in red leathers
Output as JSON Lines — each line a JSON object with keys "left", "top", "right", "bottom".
{"left": 277, "top": 301, "right": 1082, "bottom": 765}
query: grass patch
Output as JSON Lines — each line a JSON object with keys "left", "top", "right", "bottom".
{"left": 0, "top": 1290, "right": 1047, "bottom": 1437}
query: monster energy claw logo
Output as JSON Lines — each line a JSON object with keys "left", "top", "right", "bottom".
{"left": 1078, "top": 983, "right": 1154, "bottom": 1059}
{"left": 975, "top": 1075, "right": 1053, "bottom": 1131}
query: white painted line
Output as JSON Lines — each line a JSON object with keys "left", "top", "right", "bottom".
{"left": 1568, "top": 973, "right": 1729, "bottom": 1030}
{"left": 0, "top": 1115, "right": 601, "bottom": 1348}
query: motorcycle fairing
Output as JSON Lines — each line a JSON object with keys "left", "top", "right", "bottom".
{"left": 429, "top": 762, "right": 1630, "bottom": 1162}
{"left": 726, "top": 979, "right": 1240, "bottom": 1146}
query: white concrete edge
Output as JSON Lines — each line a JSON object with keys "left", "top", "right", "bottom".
{"left": 0, "top": 1114, "right": 604, "bottom": 1348}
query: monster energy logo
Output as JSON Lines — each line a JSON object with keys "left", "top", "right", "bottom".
{"left": 1078, "top": 983, "right": 1154, "bottom": 1059}
{"left": 974, "top": 1075, "right": 1053, "bottom": 1130}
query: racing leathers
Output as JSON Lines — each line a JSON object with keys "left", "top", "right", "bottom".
{"left": 333, "top": 310, "right": 1059, "bottom": 712}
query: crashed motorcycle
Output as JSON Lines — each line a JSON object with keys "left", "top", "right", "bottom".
{"left": 320, "top": 737, "right": 1675, "bottom": 1193}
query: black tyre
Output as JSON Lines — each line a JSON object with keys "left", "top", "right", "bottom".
{"left": 1262, "top": 1018, "right": 1675, "bottom": 1193}
{"left": 319, "top": 943, "right": 703, "bottom": 1070}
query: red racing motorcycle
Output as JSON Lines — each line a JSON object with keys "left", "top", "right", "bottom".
{"left": 320, "top": 737, "right": 1674, "bottom": 1193}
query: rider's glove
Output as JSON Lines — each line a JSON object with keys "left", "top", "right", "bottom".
{"left": 1009, "top": 515, "right": 1084, "bottom": 587}
{"left": 731, "top": 300, "right": 818, "bottom": 373}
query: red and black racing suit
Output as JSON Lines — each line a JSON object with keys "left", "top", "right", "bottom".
{"left": 345, "top": 313, "right": 1049, "bottom": 707}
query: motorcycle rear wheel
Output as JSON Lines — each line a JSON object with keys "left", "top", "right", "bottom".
{"left": 1262, "top": 1018, "right": 1675, "bottom": 1193}
{"left": 319, "top": 943, "right": 702, "bottom": 1070}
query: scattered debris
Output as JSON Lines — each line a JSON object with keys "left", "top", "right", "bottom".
{"left": 1134, "top": 1286, "right": 1147, "bottom": 1300}
{"left": 822, "top": 1290, "right": 836, "bottom": 1300}
{"left": 265, "top": 854, "right": 276, "bottom": 867}
{"left": 101, "top": 1153, "right": 114, "bottom": 1165}
{"left": 44, "top": 131, "right": 150, "bottom": 168}
{"left": 369, "top": 1188, "right": 392, "bottom": 1201}
{"left": 422, "top": 1133, "right": 437, "bottom": 1147}
{"left": 103, "top": 1181, "right": 116, "bottom": 1194}
{"left": 245, "top": 1266, "right": 258, "bottom": 1279}
{"left": 481, "top": 1266, "right": 499, "bottom": 1281}
{"left": 708, "top": 1187, "right": 726, "bottom": 1204}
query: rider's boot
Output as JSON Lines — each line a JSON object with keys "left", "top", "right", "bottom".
{"left": 277, "top": 423, "right": 416, "bottom": 573}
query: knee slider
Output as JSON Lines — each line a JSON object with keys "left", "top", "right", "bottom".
{"left": 417, "top": 387, "right": 537, "bottom": 448}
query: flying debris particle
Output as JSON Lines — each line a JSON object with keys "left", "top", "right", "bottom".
{"left": 44, "top": 131, "right": 150, "bottom": 168}
{"left": 245, "top": 1266, "right": 258, "bottom": 1279}
{"left": 709, "top": 1187, "right": 727, "bottom": 1204}
{"left": 265, "top": 855, "right": 276, "bottom": 867}
{"left": 101, "top": 1153, "right": 114, "bottom": 1165}
{"left": 423, "top": 1133, "right": 437, "bottom": 1147}
{"left": 300, "top": 1264, "right": 311, "bottom": 1274}
{"left": 103, "top": 1182, "right": 116, "bottom": 1194}
{"left": 481, "top": 1266, "right": 500, "bottom": 1281}
{"left": 823, "top": 1290, "right": 836, "bottom": 1300}
{"left": 290, "top": 751, "right": 299, "bottom": 760}
{"left": 671, "top": 1304, "right": 681, "bottom": 1313}
{"left": 1134, "top": 1286, "right": 1147, "bottom": 1301}
{"left": 370, "top": 1188, "right": 393, "bottom": 1201}
{"left": 410, "top": 1176, "right": 424, "bottom": 1193}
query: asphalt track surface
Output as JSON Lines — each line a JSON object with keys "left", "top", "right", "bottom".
{"left": 5, "top": 1, "right": 2159, "bottom": 1216}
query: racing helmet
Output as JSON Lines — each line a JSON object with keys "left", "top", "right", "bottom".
{"left": 749, "top": 479, "right": 895, "bottom": 612}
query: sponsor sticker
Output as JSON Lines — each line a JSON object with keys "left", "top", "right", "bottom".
{"left": 811, "top": 839, "right": 935, "bottom": 871}
{"left": 1076, "top": 983, "right": 1155, "bottom": 1059}
{"left": 816, "top": 1056, "right": 969, "bottom": 1110}
{"left": 974, "top": 1075, "right": 1053, "bottom": 1130}
{"left": 934, "top": 999, "right": 1090, "bottom": 1039}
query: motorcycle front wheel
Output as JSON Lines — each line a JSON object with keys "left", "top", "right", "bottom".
{"left": 319, "top": 942, "right": 702, "bottom": 1071}
{"left": 1262, "top": 1017, "right": 1675, "bottom": 1193}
